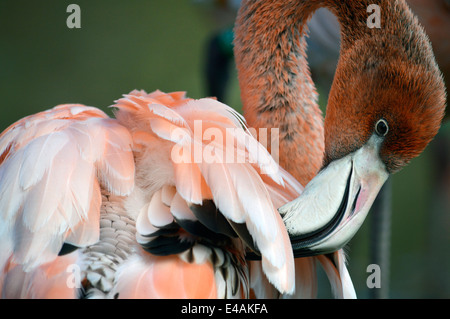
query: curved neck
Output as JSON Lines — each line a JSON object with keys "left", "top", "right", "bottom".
{"left": 233, "top": 0, "right": 377, "bottom": 185}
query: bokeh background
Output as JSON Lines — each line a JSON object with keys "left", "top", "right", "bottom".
{"left": 0, "top": 0, "right": 448, "bottom": 298}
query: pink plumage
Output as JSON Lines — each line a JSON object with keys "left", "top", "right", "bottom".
{"left": 0, "top": 90, "right": 352, "bottom": 298}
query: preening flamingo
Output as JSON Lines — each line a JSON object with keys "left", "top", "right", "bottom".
{"left": 0, "top": 0, "right": 446, "bottom": 299}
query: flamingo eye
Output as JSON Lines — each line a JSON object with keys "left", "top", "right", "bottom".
{"left": 375, "top": 119, "right": 389, "bottom": 137}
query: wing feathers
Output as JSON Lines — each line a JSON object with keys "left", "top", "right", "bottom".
{"left": 117, "top": 90, "right": 296, "bottom": 295}
{"left": 19, "top": 132, "right": 69, "bottom": 190}
{"left": 1, "top": 89, "right": 355, "bottom": 299}
{"left": 316, "top": 251, "right": 356, "bottom": 299}
{"left": 0, "top": 104, "right": 135, "bottom": 271}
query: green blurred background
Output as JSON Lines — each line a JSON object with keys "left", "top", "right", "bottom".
{"left": 0, "top": 1, "right": 448, "bottom": 298}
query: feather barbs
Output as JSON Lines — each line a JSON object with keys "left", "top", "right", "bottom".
{"left": 0, "top": 89, "right": 300, "bottom": 297}
{"left": 116, "top": 90, "right": 297, "bottom": 294}
{"left": 0, "top": 103, "right": 135, "bottom": 270}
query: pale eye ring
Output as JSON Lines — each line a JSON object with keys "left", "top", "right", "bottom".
{"left": 375, "top": 118, "right": 389, "bottom": 137}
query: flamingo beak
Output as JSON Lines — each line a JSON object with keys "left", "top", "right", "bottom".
{"left": 279, "top": 135, "right": 389, "bottom": 257}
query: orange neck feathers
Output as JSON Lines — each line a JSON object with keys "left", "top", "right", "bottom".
{"left": 234, "top": 0, "right": 325, "bottom": 186}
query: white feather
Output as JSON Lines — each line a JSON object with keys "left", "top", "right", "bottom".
{"left": 161, "top": 185, "right": 176, "bottom": 206}
{"left": 170, "top": 192, "right": 197, "bottom": 221}
{"left": 197, "top": 161, "right": 245, "bottom": 223}
{"left": 147, "top": 189, "right": 174, "bottom": 227}
{"left": 172, "top": 161, "right": 203, "bottom": 205}
{"left": 148, "top": 102, "right": 189, "bottom": 127}
{"left": 136, "top": 203, "right": 158, "bottom": 236}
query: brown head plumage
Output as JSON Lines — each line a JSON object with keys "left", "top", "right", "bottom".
{"left": 324, "top": 0, "right": 446, "bottom": 172}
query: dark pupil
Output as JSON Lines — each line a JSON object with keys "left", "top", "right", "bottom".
{"left": 377, "top": 121, "right": 388, "bottom": 136}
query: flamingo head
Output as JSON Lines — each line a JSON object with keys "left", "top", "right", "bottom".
{"left": 280, "top": 10, "right": 446, "bottom": 257}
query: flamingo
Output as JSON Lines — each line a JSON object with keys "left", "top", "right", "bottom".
{"left": 0, "top": 0, "right": 446, "bottom": 299}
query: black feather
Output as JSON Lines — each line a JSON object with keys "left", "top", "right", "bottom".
{"left": 141, "top": 236, "right": 194, "bottom": 256}
{"left": 58, "top": 243, "right": 79, "bottom": 256}
{"left": 189, "top": 200, "right": 237, "bottom": 238}
{"left": 174, "top": 217, "right": 231, "bottom": 243}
